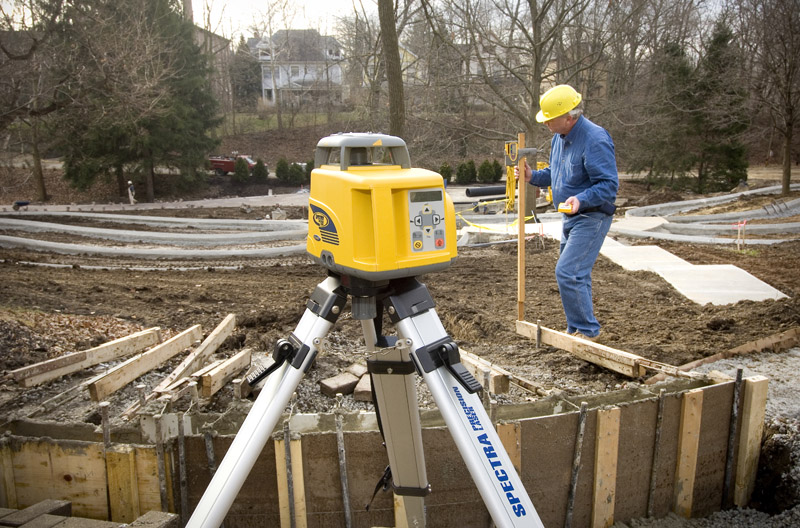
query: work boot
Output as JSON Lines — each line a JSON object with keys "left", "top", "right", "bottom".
{"left": 571, "top": 331, "right": 601, "bottom": 343}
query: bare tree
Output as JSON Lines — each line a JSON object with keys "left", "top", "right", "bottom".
{"left": 378, "top": 0, "right": 406, "bottom": 136}
{"left": 733, "top": 0, "right": 799, "bottom": 195}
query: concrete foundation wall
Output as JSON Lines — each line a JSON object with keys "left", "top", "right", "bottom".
{"left": 0, "top": 377, "right": 766, "bottom": 528}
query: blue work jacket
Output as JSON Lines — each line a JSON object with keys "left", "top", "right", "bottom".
{"left": 529, "top": 115, "right": 618, "bottom": 213}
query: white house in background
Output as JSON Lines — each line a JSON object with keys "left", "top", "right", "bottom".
{"left": 250, "top": 29, "right": 345, "bottom": 106}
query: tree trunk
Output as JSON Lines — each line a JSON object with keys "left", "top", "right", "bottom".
{"left": 30, "top": 120, "right": 48, "bottom": 202}
{"left": 378, "top": 0, "right": 405, "bottom": 138}
{"left": 782, "top": 121, "right": 793, "bottom": 196}
{"left": 116, "top": 162, "right": 126, "bottom": 198}
{"left": 145, "top": 156, "right": 155, "bottom": 203}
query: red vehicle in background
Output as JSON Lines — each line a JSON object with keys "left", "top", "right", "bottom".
{"left": 208, "top": 153, "right": 258, "bottom": 176}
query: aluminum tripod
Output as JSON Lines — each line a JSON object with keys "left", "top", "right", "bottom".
{"left": 187, "top": 274, "right": 543, "bottom": 528}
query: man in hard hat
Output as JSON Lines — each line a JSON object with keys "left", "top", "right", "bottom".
{"left": 517, "top": 84, "right": 618, "bottom": 341}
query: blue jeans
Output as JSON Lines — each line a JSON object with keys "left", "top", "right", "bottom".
{"left": 556, "top": 212, "right": 613, "bottom": 337}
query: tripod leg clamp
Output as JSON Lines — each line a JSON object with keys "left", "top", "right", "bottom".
{"left": 414, "top": 337, "right": 482, "bottom": 394}
{"left": 367, "top": 359, "right": 417, "bottom": 376}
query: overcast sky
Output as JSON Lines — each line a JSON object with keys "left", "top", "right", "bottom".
{"left": 191, "top": 0, "right": 376, "bottom": 39}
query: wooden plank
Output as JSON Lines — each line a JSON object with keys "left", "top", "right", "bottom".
{"left": 459, "top": 349, "right": 510, "bottom": 394}
{"left": 9, "top": 440, "right": 107, "bottom": 520}
{"left": 134, "top": 446, "right": 168, "bottom": 515}
{"left": 497, "top": 422, "right": 522, "bottom": 475}
{"left": 728, "top": 327, "right": 800, "bottom": 355}
{"left": 87, "top": 325, "right": 202, "bottom": 402}
{"left": 734, "top": 376, "right": 769, "bottom": 507}
{"left": 646, "top": 328, "right": 799, "bottom": 385}
{"left": 0, "top": 439, "right": 17, "bottom": 509}
{"left": 517, "top": 321, "right": 646, "bottom": 377}
{"left": 275, "top": 436, "right": 306, "bottom": 528}
{"left": 673, "top": 389, "right": 703, "bottom": 518}
{"left": 187, "top": 359, "right": 224, "bottom": 381}
{"left": 592, "top": 407, "right": 620, "bottom": 528}
{"left": 289, "top": 437, "right": 306, "bottom": 528}
{"left": 199, "top": 349, "right": 251, "bottom": 398}
{"left": 517, "top": 132, "right": 527, "bottom": 322}
{"left": 10, "top": 328, "right": 161, "bottom": 388}
{"left": 121, "top": 315, "right": 236, "bottom": 418}
{"left": 154, "top": 314, "right": 236, "bottom": 395}
{"left": 106, "top": 445, "right": 140, "bottom": 523}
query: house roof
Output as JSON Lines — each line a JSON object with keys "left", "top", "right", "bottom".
{"left": 259, "top": 29, "right": 342, "bottom": 62}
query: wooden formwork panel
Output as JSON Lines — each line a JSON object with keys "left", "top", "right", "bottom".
{"left": 0, "top": 377, "right": 762, "bottom": 528}
{"left": 1, "top": 438, "right": 107, "bottom": 520}
{"left": 184, "top": 434, "right": 281, "bottom": 527}
{"left": 521, "top": 407, "right": 598, "bottom": 528}
{"left": 613, "top": 398, "right": 659, "bottom": 521}
{"left": 133, "top": 445, "right": 171, "bottom": 515}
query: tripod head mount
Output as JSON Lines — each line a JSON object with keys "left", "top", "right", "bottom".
{"left": 307, "top": 133, "right": 457, "bottom": 281}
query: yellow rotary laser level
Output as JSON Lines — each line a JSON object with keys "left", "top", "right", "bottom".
{"left": 307, "top": 133, "right": 457, "bottom": 280}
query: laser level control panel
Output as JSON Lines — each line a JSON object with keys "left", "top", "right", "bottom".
{"left": 409, "top": 188, "right": 447, "bottom": 252}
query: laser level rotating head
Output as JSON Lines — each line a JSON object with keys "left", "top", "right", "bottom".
{"left": 307, "top": 133, "right": 457, "bottom": 281}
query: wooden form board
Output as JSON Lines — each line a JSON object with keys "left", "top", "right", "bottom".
{"left": 593, "top": 407, "right": 621, "bottom": 528}
{"left": 1, "top": 438, "right": 107, "bottom": 520}
{"left": 106, "top": 445, "right": 140, "bottom": 523}
{"left": 459, "top": 349, "right": 510, "bottom": 394}
{"left": 646, "top": 327, "right": 799, "bottom": 384}
{"left": 274, "top": 436, "right": 306, "bottom": 528}
{"left": 734, "top": 376, "right": 769, "bottom": 506}
{"left": 155, "top": 314, "right": 236, "bottom": 396}
{"left": 516, "top": 320, "right": 646, "bottom": 377}
{"left": 88, "top": 325, "right": 202, "bottom": 402}
{"left": 0, "top": 437, "right": 167, "bottom": 524}
{"left": 673, "top": 389, "right": 703, "bottom": 518}
{"left": 199, "top": 348, "right": 251, "bottom": 398}
{"left": 121, "top": 315, "right": 236, "bottom": 418}
{"left": 10, "top": 328, "right": 161, "bottom": 388}
{"left": 134, "top": 445, "right": 172, "bottom": 515}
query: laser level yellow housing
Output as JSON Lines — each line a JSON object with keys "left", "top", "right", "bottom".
{"left": 307, "top": 133, "right": 457, "bottom": 280}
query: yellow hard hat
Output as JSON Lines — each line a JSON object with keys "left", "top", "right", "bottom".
{"left": 536, "top": 84, "right": 582, "bottom": 123}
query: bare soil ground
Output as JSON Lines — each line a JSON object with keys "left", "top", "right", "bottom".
{"left": 1, "top": 169, "right": 800, "bottom": 518}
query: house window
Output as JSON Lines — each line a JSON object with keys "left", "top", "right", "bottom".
{"left": 291, "top": 65, "right": 300, "bottom": 77}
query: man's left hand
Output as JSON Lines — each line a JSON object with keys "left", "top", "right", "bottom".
{"left": 564, "top": 196, "right": 580, "bottom": 214}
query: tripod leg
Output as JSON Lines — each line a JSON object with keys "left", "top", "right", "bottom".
{"left": 385, "top": 279, "right": 544, "bottom": 528}
{"left": 187, "top": 276, "right": 347, "bottom": 528}
{"left": 366, "top": 331, "right": 428, "bottom": 526}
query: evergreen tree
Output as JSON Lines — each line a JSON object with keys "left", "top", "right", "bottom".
{"left": 233, "top": 157, "right": 250, "bottom": 183}
{"left": 252, "top": 159, "right": 269, "bottom": 183}
{"left": 492, "top": 160, "right": 503, "bottom": 183}
{"left": 628, "top": 42, "right": 698, "bottom": 181}
{"left": 477, "top": 160, "right": 495, "bottom": 183}
{"left": 230, "top": 35, "right": 262, "bottom": 112}
{"left": 275, "top": 158, "right": 290, "bottom": 183}
{"left": 695, "top": 21, "right": 749, "bottom": 192}
{"left": 59, "top": 0, "right": 220, "bottom": 202}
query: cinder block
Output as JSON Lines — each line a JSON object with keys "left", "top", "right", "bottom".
{"left": 127, "top": 510, "right": 180, "bottom": 528}
{"left": 0, "top": 500, "right": 71, "bottom": 527}
{"left": 319, "top": 372, "right": 359, "bottom": 397}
